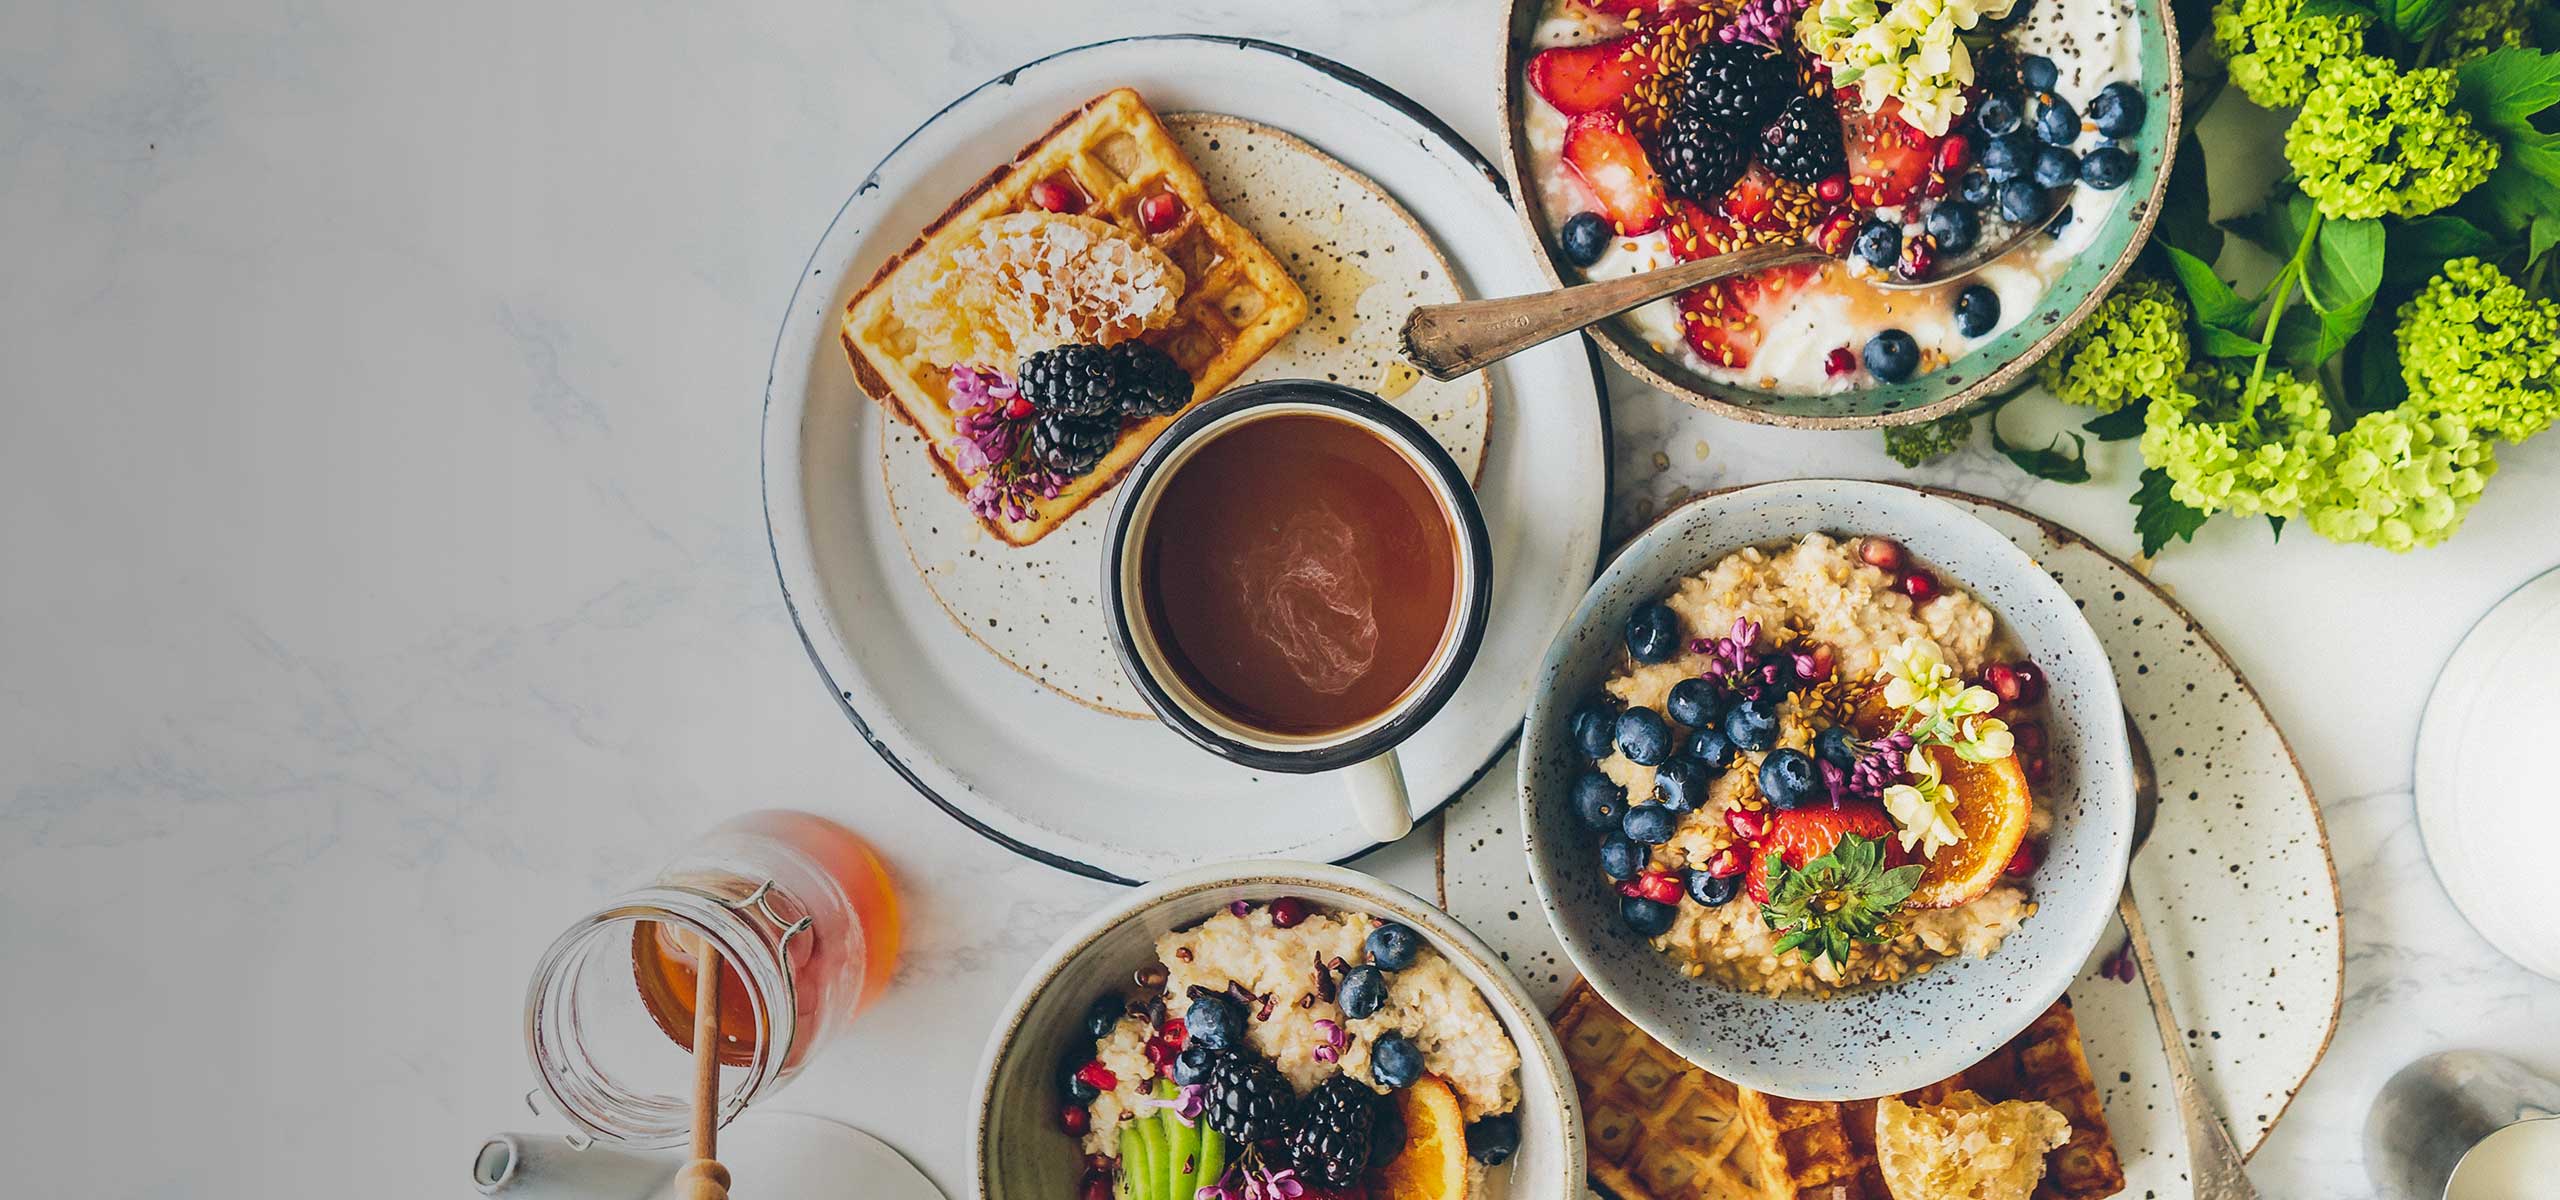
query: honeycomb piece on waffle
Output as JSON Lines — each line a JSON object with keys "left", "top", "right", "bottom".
{"left": 889, "top": 212, "right": 1183, "bottom": 369}
{"left": 1874, "top": 1092, "right": 2072, "bottom": 1200}
{"left": 1550, "top": 982, "right": 1777, "bottom": 1200}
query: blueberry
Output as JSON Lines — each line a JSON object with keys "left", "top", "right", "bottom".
{"left": 1758, "top": 748, "right": 1820, "bottom": 810}
{"left": 1366, "top": 922, "right": 1421, "bottom": 971}
{"left": 1622, "top": 802, "right": 1678, "bottom": 845}
{"left": 1954, "top": 284, "right": 2002, "bottom": 339}
{"left": 2035, "top": 96, "right": 2079, "bottom": 146}
{"left": 1924, "top": 202, "right": 1980, "bottom": 256}
{"left": 1371, "top": 1033, "right": 1426, "bottom": 1088}
{"left": 1085, "top": 994, "right": 1127, "bottom": 1039}
{"left": 1863, "top": 329, "right": 1921, "bottom": 383}
{"left": 1560, "top": 211, "right": 1613, "bottom": 268}
{"left": 2081, "top": 145, "right": 2135, "bottom": 190}
{"left": 1854, "top": 219, "right": 1902, "bottom": 270}
{"left": 1683, "top": 725, "right": 1738, "bottom": 769}
{"left": 1624, "top": 602, "right": 1681, "bottom": 663}
{"left": 1686, "top": 868, "right": 1740, "bottom": 907}
{"left": 1616, "top": 707, "right": 1674, "bottom": 766}
{"left": 2032, "top": 145, "right": 2080, "bottom": 189}
{"left": 1665, "top": 677, "right": 1724, "bottom": 728}
{"left": 1568, "top": 699, "right": 1620, "bottom": 759}
{"left": 1981, "top": 132, "right": 2032, "bottom": 182}
{"left": 1959, "top": 168, "right": 1997, "bottom": 206}
{"left": 1599, "top": 832, "right": 1647, "bottom": 880}
{"left": 1186, "top": 993, "right": 1247, "bottom": 1050}
{"left": 1815, "top": 725, "right": 1860, "bottom": 768}
{"left": 1999, "top": 178, "right": 2051, "bottom": 225}
{"left": 1620, "top": 895, "right": 1679, "bottom": 938}
{"left": 2021, "top": 54, "right": 2059, "bottom": 91}
{"left": 2048, "top": 204, "right": 2075, "bottom": 236}
{"left": 1337, "top": 964, "right": 1387, "bottom": 1020}
{"left": 1974, "top": 91, "right": 2023, "bottom": 137}
{"left": 1571, "top": 770, "right": 1627, "bottom": 831}
{"left": 1171, "top": 1044, "right": 1221, "bottom": 1086}
{"left": 2089, "top": 82, "right": 2146, "bottom": 137}
{"left": 1724, "top": 699, "right": 1780, "bottom": 752}
{"left": 1653, "top": 755, "right": 1711, "bottom": 811}
{"left": 1466, "top": 1114, "right": 1522, "bottom": 1166}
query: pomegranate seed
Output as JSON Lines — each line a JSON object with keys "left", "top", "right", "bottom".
{"left": 1816, "top": 173, "right": 1850, "bottom": 205}
{"left": 1616, "top": 879, "right": 1644, "bottom": 899}
{"left": 1808, "top": 645, "right": 1836, "bottom": 681}
{"left": 2011, "top": 721, "right": 2047, "bottom": 757}
{"left": 1824, "top": 346, "right": 1859, "bottom": 377}
{"left": 1703, "top": 845, "right": 1744, "bottom": 879}
{"left": 1934, "top": 134, "right": 1973, "bottom": 174}
{"left": 1635, "top": 871, "right": 1684, "bottom": 905}
{"left": 1268, "top": 897, "right": 1309, "bottom": 928}
{"left": 2010, "top": 661, "right": 2047, "bottom": 704}
{"left": 1030, "top": 177, "right": 1086, "bottom": 214}
{"left": 1858, "top": 536, "right": 1907, "bottom": 571}
{"left": 1158, "top": 1016, "right": 1187, "bottom": 1045}
{"left": 1061, "top": 1104, "right": 1091, "bottom": 1135}
{"left": 1897, "top": 570, "right": 1939, "bottom": 602}
{"left": 1074, "top": 1061, "right": 1118, "bottom": 1093}
{"left": 1815, "top": 211, "right": 1857, "bottom": 256}
{"left": 1003, "top": 395, "right": 1036, "bottom": 421}
{"left": 1983, "top": 662, "right": 2022, "bottom": 703}
{"left": 1139, "top": 192, "right": 1185, "bottom": 233}
{"left": 2005, "top": 838, "right": 2042, "bottom": 878}
{"left": 1897, "top": 236, "right": 1937, "bottom": 280}
{"left": 2025, "top": 754, "right": 2052, "bottom": 785}
{"left": 1726, "top": 806, "right": 1769, "bottom": 840}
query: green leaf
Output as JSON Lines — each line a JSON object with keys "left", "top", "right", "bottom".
{"left": 2384, "top": 214, "right": 2500, "bottom": 288}
{"left": 2534, "top": 215, "right": 2560, "bottom": 267}
{"left": 2298, "top": 0, "right": 2375, "bottom": 16}
{"left": 2151, "top": 134, "right": 2223, "bottom": 266}
{"left": 2272, "top": 297, "right": 2370, "bottom": 368}
{"left": 2162, "top": 245, "right": 2255, "bottom": 330}
{"left": 2224, "top": 186, "right": 2316, "bottom": 259}
{"left": 1989, "top": 402, "right": 2092, "bottom": 483}
{"left": 2132, "top": 467, "right": 2210, "bottom": 557}
{"left": 2382, "top": 0, "right": 2453, "bottom": 39}
{"left": 2169, "top": 0, "right": 2220, "bottom": 50}
{"left": 2345, "top": 323, "right": 2410, "bottom": 415}
{"left": 2455, "top": 48, "right": 2560, "bottom": 129}
{"left": 2083, "top": 399, "right": 2151, "bottom": 441}
{"left": 2268, "top": 515, "right": 2287, "bottom": 542}
{"left": 2302, "top": 217, "right": 2383, "bottom": 315}
{"left": 2197, "top": 324, "right": 2273, "bottom": 357}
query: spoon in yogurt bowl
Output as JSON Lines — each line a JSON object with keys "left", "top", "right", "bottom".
{"left": 1399, "top": 197, "right": 2067, "bottom": 381}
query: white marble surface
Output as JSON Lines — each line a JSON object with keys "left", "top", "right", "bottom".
{"left": 2, "top": 3, "right": 2557, "bottom": 1197}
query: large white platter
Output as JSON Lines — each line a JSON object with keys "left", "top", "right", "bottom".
{"left": 1441, "top": 487, "right": 2343, "bottom": 1198}
{"left": 2416, "top": 564, "right": 2560, "bottom": 983}
{"left": 764, "top": 36, "right": 1611, "bottom": 883}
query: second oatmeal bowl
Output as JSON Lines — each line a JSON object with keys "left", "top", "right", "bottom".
{"left": 975, "top": 861, "right": 1583, "bottom": 1200}
{"left": 1520, "top": 479, "right": 2131, "bottom": 1099}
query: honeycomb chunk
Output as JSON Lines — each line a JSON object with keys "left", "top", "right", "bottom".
{"left": 890, "top": 211, "right": 1183, "bottom": 369}
{"left": 1874, "top": 1091, "right": 2071, "bottom": 1200}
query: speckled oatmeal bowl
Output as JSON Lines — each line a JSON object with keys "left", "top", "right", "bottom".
{"left": 1519, "top": 479, "right": 2132, "bottom": 1099}
{"left": 974, "top": 860, "right": 1584, "bottom": 1200}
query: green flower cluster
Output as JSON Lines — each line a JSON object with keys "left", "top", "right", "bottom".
{"left": 2397, "top": 257, "right": 2560, "bottom": 442}
{"left": 2035, "top": 278, "right": 2191, "bottom": 412}
{"left": 2139, "top": 365, "right": 2337, "bottom": 518}
{"left": 2286, "top": 56, "right": 2499, "bottom": 219}
{"left": 2212, "top": 0, "right": 2369, "bottom": 107}
{"left": 2442, "top": 0, "right": 2541, "bottom": 65}
{"left": 2302, "top": 409, "right": 2499, "bottom": 551}
{"left": 1882, "top": 411, "right": 1974, "bottom": 466}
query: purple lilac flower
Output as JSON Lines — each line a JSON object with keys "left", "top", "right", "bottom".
{"left": 1701, "top": 618, "right": 1762, "bottom": 686}
{"left": 1819, "top": 758, "right": 1849, "bottom": 806}
{"left": 1846, "top": 731, "right": 1915, "bottom": 798}
{"left": 1718, "top": 0, "right": 1808, "bottom": 47}
{"left": 1311, "top": 1019, "right": 1350, "bottom": 1063}
{"left": 1241, "top": 1168, "right": 1304, "bottom": 1200}
{"left": 1131, "top": 1083, "right": 1207, "bottom": 1124}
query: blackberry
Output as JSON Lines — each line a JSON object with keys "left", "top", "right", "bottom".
{"left": 1108, "top": 340, "right": 1192, "bottom": 417}
{"left": 1759, "top": 95, "right": 1845, "bottom": 183}
{"left": 1656, "top": 112, "right": 1748, "bottom": 202}
{"left": 1203, "top": 1052, "right": 1294, "bottom": 1144}
{"left": 1028, "top": 413, "right": 1118, "bottom": 478}
{"left": 1682, "top": 43, "right": 1792, "bottom": 130}
{"left": 1017, "top": 343, "right": 1120, "bottom": 420}
{"left": 1284, "top": 1076, "right": 1379, "bottom": 1188}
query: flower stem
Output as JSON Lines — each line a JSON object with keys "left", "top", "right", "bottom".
{"left": 2247, "top": 211, "right": 2325, "bottom": 403}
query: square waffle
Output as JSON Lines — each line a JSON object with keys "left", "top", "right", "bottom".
{"left": 1550, "top": 982, "right": 2123, "bottom": 1200}
{"left": 840, "top": 87, "right": 1309, "bottom": 545}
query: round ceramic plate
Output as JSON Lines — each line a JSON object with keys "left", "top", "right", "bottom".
{"left": 2416, "top": 564, "right": 2560, "bottom": 983}
{"left": 883, "top": 112, "right": 1493, "bottom": 716}
{"left": 765, "top": 36, "right": 1612, "bottom": 883}
{"left": 1442, "top": 488, "right": 2342, "bottom": 1190}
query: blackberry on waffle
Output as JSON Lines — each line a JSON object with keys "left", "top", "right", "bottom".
{"left": 1019, "top": 343, "right": 1125, "bottom": 420}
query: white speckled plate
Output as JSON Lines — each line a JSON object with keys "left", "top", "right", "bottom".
{"left": 764, "top": 36, "right": 1610, "bottom": 883}
{"left": 1440, "top": 486, "right": 2342, "bottom": 1193}
{"left": 885, "top": 112, "right": 1492, "bottom": 716}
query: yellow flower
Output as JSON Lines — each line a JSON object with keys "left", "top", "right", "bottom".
{"left": 1881, "top": 748, "right": 1964, "bottom": 860}
{"left": 1880, "top": 637, "right": 1953, "bottom": 711}
{"left": 1952, "top": 715, "right": 2014, "bottom": 763}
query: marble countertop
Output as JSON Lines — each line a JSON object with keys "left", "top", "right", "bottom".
{"left": 4, "top": 2, "right": 2557, "bottom": 1196}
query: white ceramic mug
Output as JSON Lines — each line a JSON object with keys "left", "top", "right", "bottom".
{"left": 1100, "top": 380, "right": 1493, "bottom": 843}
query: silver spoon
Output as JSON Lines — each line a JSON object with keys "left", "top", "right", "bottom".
{"left": 2122, "top": 718, "right": 2260, "bottom": 1200}
{"left": 1399, "top": 199, "right": 2064, "bottom": 381}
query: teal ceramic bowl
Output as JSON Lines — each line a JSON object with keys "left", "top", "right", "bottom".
{"left": 1497, "top": 0, "right": 2183, "bottom": 429}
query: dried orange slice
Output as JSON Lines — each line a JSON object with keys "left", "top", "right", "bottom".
{"left": 1906, "top": 744, "right": 2033, "bottom": 909}
{"left": 1376, "top": 1075, "right": 1469, "bottom": 1200}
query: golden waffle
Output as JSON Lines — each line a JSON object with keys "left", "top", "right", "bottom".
{"left": 841, "top": 87, "right": 1309, "bottom": 545}
{"left": 1551, "top": 982, "right": 1780, "bottom": 1200}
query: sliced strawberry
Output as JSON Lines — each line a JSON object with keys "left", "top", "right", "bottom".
{"left": 1574, "top": 0, "right": 1675, "bottom": 14}
{"left": 1561, "top": 112, "right": 1668, "bottom": 235}
{"left": 1526, "top": 36, "right": 1654, "bottom": 116}
{"left": 1678, "top": 282, "right": 1757, "bottom": 370}
{"left": 1845, "top": 101, "right": 1941, "bottom": 208}
{"left": 1719, "top": 166, "right": 1779, "bottom": 229}
{"left": 1744, "top": 804, "right": 1904, "bottom": 904}
{"left": 1662, "top": 198, "right": 1720, "bottom": 261}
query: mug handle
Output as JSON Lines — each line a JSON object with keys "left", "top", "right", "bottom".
{"left": 1347, "top": 751, "right": 1416, "bottom": 842}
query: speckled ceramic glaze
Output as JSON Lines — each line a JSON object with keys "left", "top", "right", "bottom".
{"left": 1456, "top": 486, "right": 2342, "bottom": 1191}
{"left": 971, "top": 861, "right": 1586, "bottom": 1200}
{"left": 1517, "top": 479, "right": 2134, "bottom": 1100}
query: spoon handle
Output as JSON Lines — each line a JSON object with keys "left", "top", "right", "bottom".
{"left": 1399, "top": 243, "right": 1828, "bottom": 380}
{"left": 2118, "top": 889, "right": 2260, "bottom": 1199}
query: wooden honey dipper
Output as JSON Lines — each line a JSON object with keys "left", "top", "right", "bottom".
{"left": 680, "top": 931, "right": 733, "bottom": 1200}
